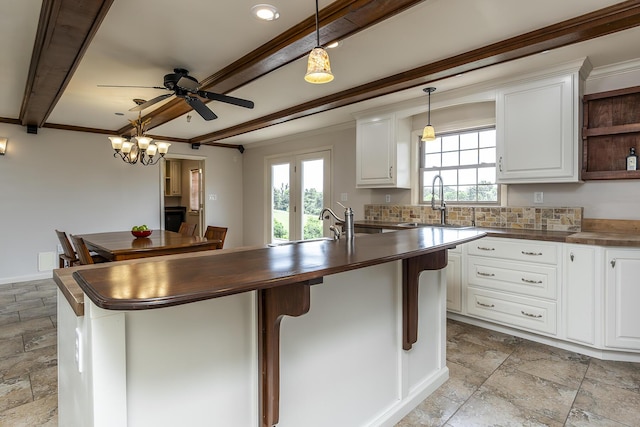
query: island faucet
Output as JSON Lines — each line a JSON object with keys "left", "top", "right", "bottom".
{"left": 431, "top": 174, "right": 447, "bottom": 225}
{"left": 319, "top": 202, "right": 354, "bottom": 240}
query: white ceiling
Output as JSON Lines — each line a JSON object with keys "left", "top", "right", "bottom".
{"left": 3, "top": 0, "right": 640, "bottom": 147}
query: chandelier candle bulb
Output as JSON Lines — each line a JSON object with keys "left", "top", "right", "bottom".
{"left": 109, "top": 136, "right": 124, "bottom": 151}
{"left": 157, "top": 142, "right": 171, "bottom": 154}
{"left": 136, "top": 136, "right": 152, "bottom": 150}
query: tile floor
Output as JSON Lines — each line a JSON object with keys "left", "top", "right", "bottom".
{"left": 1, "top": 278, "right": 639, "bottom": 426}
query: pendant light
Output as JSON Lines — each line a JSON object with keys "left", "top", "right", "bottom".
{"left": 421, "top": 87, "right": 436, "bottom": 141}
{"left": 304, "top": 0, "right": 334, "bottom": 84}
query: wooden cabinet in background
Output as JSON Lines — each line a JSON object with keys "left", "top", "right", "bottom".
{"left": 581, "top": 86, "right": 640, "bottom": 180}
{"left": 164, "top": 159, "right": 181, "bottom": 196}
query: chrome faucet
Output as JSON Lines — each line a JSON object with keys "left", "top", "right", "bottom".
{"left": 319, "top": 202, "right": 354, "bottom": 240}
{"left": 431, "top": 174, "right": 447, "bottom": 225}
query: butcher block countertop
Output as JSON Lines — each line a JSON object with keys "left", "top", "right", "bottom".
{"left": 54, "top": 228, "right": 486, "bottom": 316}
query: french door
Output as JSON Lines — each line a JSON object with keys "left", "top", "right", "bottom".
{"left": 268, "top": 150, "right": 331, "bottom": 243}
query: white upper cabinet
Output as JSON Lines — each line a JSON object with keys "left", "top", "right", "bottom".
{"left": 496, "top": 59, "right": 591, "bottom": 183}
{"left": 356, "top": 113, "right": 411, "bottom": 188}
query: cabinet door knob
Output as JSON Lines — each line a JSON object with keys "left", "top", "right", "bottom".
{"left": 389, "top": 166, "right": 392, "bottom": 179}
{"left": 499, "top": 156, "right": 503, "bottom": 172}
{"left": 611, "top": 259, "right": 616, "bottom": 268}
{"left": 570, "top": 252, "right": 574, "bottom": 262}
{"left": 477, "top": 246, "right": 495, "bottom": 251}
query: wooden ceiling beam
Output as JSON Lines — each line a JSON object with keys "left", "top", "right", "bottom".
{"left": 192, "top": 0, "right": 640, "bottom": 144}
{"left": 116, "top": 0, "right": 426, "bottom": 136}
{"left": 19, "top": 0, "right": 114, "bottom": 128}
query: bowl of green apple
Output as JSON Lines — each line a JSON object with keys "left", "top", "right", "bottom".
{"left": 131, "top": 225, "right": 152, "bottom": 238}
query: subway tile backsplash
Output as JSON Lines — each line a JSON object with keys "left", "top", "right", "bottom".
{"left": 364, "top": 205, "right": 583, "bottom": 232}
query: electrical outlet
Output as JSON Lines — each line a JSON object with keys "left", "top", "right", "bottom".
{"left": 385, "top": 194, "right": 391, "bottom": 203}
{"left": 534, "top": 192, "right": 544, "bottom": 204}
{"left": 209, "top": 194, "right": 217, "bottom": 201}
{"left": 340, "top": 193, "right": 348, "bottom": 202}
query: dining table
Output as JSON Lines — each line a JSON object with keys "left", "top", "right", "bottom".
{"left": 78, "top": 229, "right": 221, "bottom": 261}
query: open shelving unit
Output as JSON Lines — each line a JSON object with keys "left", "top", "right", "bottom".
{"left": 581, "top": 85, "right": 640, "bottom": 180}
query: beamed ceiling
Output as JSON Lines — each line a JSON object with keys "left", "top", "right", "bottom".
{"left": 3, "top": 0, "right": 640, "bottom": 150}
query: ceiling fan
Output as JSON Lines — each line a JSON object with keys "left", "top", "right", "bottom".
{"left": 99, "top": 68, "right": 254, "bottom": 121}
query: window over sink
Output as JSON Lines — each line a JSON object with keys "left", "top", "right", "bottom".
{"left": 419, "top": 127, "right": 499, "bottom": 204}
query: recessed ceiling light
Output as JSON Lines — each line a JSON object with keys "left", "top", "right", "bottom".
{"left": 326, "top": 40, "right": 340, "bottom": 49}
{"left": 251, "top": 4, "right": 280, "bottom": 21}
{"left": 115, "top": 112, "right": 124, "bottom": 116}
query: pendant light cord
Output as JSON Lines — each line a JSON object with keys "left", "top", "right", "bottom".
{"left": 315, "top": 0, "right": 320, "bottom": 48}
{"left": 427, "top": 90, "right": 431, "bottom": 125}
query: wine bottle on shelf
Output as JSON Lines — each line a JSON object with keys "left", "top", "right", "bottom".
{"left": 626, "top": 147, "right": 638, "bottom": 171}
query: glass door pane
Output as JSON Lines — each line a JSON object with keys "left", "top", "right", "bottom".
{"left": 271, "top": 162, "right": 290, "bottom": 243}
{"left": 301, "top": 159, "right": 324, "bottom": 240}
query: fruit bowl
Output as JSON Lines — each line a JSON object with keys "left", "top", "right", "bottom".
{"left": 131, "top": 229, "right": 152, "bottom": 238}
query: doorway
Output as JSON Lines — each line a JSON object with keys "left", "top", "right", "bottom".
{"left": 160, "top": 155, "right": 206, "bottom": 236}
{"left": 267, "top": 149, "right": 331, "bottom": 244}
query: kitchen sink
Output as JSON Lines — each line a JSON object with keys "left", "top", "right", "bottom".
{"left": 396, "top": 222, "right": 474, "bottom": 229}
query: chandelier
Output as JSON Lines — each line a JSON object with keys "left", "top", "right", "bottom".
{"left": 109, "top": 102, "right": 170, "bottom": 166}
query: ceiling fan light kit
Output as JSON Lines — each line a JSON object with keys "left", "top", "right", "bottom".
{"left": 304, "top": 0, "right": 333, "bottom": 84}
{"left": 421, "top": 87, "right": 437, "bottom": 142}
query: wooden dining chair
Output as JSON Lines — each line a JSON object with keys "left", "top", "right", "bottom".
{"left": 204, "top": 226, "right": 228, "bottom": 249}
{"left": 178, "top": 222, "right": 198, "bottom": 237}
{"left": 69, "top": 235, "right": 108, "bottom": 265}
{"left": 55, "top": 229, "right": 79, "bottom": 268}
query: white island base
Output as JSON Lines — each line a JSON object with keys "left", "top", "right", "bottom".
{"left": 58, "top": 261, "right": 448, "bottom": 427}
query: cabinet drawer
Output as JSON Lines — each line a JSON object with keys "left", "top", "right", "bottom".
{"left": 467, "top": 256, "right": 557, "bottom": 299}
{"left": 467, "top": 238, "right": 558, "bottom": 265}
{"left": 467, "top": 287, "right": 557, "bottom": 335}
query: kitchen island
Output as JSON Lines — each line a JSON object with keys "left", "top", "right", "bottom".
{"left": 55, "top": 227, "right": 485, "bottom": 427}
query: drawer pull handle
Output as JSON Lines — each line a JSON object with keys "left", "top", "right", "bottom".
{"left": 477, "top": 246, "right": 495, "bottom": 251}
{"left": 521, "top": 251, "right": 543, "bottom": 256}
{"left": 477, "top": 301, "right": 495, "bottom": 308}
{"left": 521, "top": 278, "right": 542, "bottom": 284}
{"left": 521, "top": 310, "right": 542, "bottom": 318}
{"left": 477, "top": 271, "right": 495, "bottom": 277}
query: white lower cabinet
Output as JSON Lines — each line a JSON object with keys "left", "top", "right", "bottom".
{"left": 464, "top": 238, "right": 560, "bottom": 336}
{"left": 449, "top": 237, "right": 640, "bottom": 359}
{"left": 605, "top": 249, "right": 640, "bottom": 350}
{"left": 564, "top": 244, "right": 602, "bottom": 346}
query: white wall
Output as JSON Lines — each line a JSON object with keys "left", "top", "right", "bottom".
{"left": 242, "top": 124, "right": 372, "bottom": 246}
{"left": 0, "top": 123, "right": 242, "bottom": 283}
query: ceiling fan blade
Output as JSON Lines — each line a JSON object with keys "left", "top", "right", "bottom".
{"left": 176, "top": 76, "right": 200, "bottom": 92}
{"left": 184, "top": 96, "right": 217, "bottom": 121}
{"left": 98, "top": 84, "right": 166, "bottom": 90}
{"left": 129, "top": 94, "right": 173, "bottom": 111}
{"left": 197, "top": 91, "right": 255, "bottom": 109}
